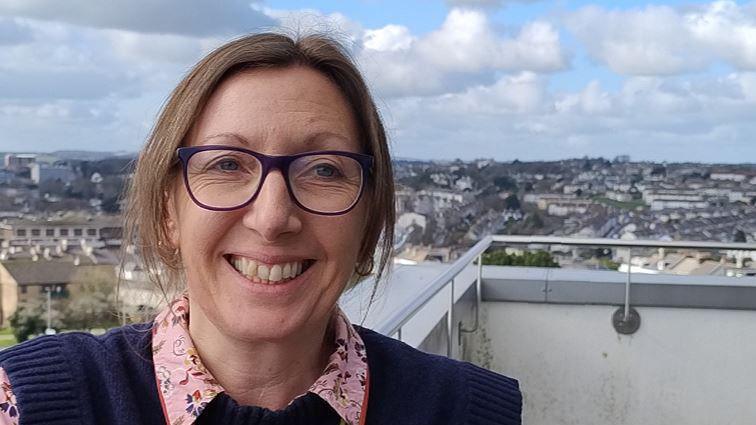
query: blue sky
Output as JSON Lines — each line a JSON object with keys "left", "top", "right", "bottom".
{"left": 1, "top": 1, "right": 756, "bottom": 163}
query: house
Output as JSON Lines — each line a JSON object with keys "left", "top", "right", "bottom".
{"left": 0, "top": 252, "right": 122, "bottom": 327}
{"left": 30, "top": 162, "right": 76, "bottom": 184}
{"left": 0, "top": 214, "right": 122, "bottom": 247}
{"left": 3, "top": 154, "right": 36, "bottom": 171}
{"left": 0, "top": 260, "right": 75, "bottom": 326}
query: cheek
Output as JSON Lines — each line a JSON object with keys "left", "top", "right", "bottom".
{"left": 327, "top": 208, "right": 367, "bottom": 264}
{"left": 176, "top": 209, "right": 229, "bottom": 262}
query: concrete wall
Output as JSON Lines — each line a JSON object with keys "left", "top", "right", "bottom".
{"left": 484, "top": 302, "right": 756, "bottom": 425}
{"left": 0, "top": 265, "right": 17, "bottom": 327}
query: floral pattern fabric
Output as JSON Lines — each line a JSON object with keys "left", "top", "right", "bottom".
{"left": 152, "top": 296, "right": 368, "bottom": 425}
{"left": 0, "top": 368, "right": 17, "bottom": 425}
{"left": 0, "top": 296, "right": 368, "bottom": 425}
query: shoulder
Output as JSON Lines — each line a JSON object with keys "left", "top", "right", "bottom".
{"left": 0, "top": 323, "right": 153, "bottom": 365}
{"left": 0, "top": 324, "right": 157, "bottom": 423}
{"left": 0, "top": 323, "right": 154, "bottom": 385}
{"left": 356, "top": 327, "right": 521, "bottom": 425}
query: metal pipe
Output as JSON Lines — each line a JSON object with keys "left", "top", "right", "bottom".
{"left": 46, "top": 287, "right": 52, "bottom": 330}
{"left": 625, "top": 248, "right": 632, "bottom": 320}
{"left": 447, "top": 279, "right": 455, "bottom": 357}
{"left": 460, "top": 254, "right": 483, "bottom": 334}
{"left": 376, "top": 235, "right": 756, "bottom": 349}
{"left": 376, "top": 236, "right": 493, "bottom": 336}
{"left": 490, "top": 235, "right": 756, "bottom": 251}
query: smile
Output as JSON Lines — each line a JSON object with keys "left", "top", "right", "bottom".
{"left": 225, "top": 254, "right": 314, "bottom": 285}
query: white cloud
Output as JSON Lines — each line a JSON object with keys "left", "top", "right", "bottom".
{"left": 384, "top": 71, "right": 756, "bottom": 162}
{"left": 1, "top": 1, "right": 754, "bottom": 163}
{"left": 687, "top": 1, "right": 756, "bottom": 70}
{"left": 565, "top": 1, "right": 756, "bottom": 75}
{"left": 416, "top": 10, "right": 564, "bottom": 73}
{"left": 445, "top": 0, "right": 541, "bottom": 9}
{"left": 0, "top": 17, "right": 33, "bottom": 45}
{"left": 555, "top": 81, "right": 612, "bottom": 114}
{"left": 565, "top": 5, "right": 704, "bottom": 75}
{"left": 363, "top": 25, "right": 414, "bottom": 52}
{"left": 360, "top": 9, "right": 566, "bottom": 97}
{"left": 447, "top": 72, "right": 546, "bottom": 114}
{"left": 103, "top": 30, "right": 224, "bottom": 65}
{"left": 0, "top": 0, "right": 274, "bottom": 36}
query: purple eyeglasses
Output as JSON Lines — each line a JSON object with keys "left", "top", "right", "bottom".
{"left": 176, "top": 145, "right": 373, "bottom": 216}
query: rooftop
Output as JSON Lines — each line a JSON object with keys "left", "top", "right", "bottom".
{"left": 343, "top": 235, "right": 756, "bottom": 424}
{"left": 2, "top": 260, "right": 76, "bottom": 285}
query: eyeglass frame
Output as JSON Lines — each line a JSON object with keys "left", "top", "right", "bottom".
{"left": 176, "top": 145, "right": 374, "bottom": 216}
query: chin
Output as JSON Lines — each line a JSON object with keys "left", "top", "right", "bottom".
{"left": 187, "top": 262, "right": 342, "bottom": 343}
{"left": 213, "top": 298, "right": 317, "bottom": 342}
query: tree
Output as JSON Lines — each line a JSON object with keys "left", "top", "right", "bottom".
{"left": 482, "top": 249, "right": 559, "bottom": 268}
{"left": 524, "top": 212, "right": 544, "bottom": 229}
{"left": 734, "top": 229, "right": 747, "bottom": 243}
{"left": 8, "top": 304, "right": 45, "bottom": 342}
{"left": 503, "top": 194, "right": 521, "bottom": 211}
{"left": 493, "top": 176, "right": 517, "bottom": 191}
{"left": 62, "top": 267, "right": 120, "bottom": 331}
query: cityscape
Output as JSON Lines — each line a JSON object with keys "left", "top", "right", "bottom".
{"left": 2, "top": 1, "right": 755, "bottom": 422}
{"left": 1, "top": 149, "right": 755, "bottom": 346}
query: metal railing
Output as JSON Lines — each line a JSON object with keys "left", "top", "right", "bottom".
{"left": 376, "top": 235, "right": 756, "bottom": 357}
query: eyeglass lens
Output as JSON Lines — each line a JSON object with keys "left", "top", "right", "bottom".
{"left": 185, "top": 149, "right": 364, "bottom": 213}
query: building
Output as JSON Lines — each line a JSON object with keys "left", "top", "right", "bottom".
{"left": 642, "top": 189, "right": 709, "bottom": 211}
{"left": 3, "top": 154, "right": 36, "bottom": 171}
{"left": 0, "top": 260, "right": 75, "bottom": 325}
{"left": 547, "top": 201, "right": 593, "bottom": 217}
{"left": 710, "top": 172, "right": 750, "bottom": 182}
{"left": 397, "top": 212, "right": 427, "bottom": 231}
{"left": 523, "top": 193, "right": 578, "bottom": 209}
{"left": 0, "top": 170, "right": 13, "bottom": 185}
{"left": 0, "top": 214, "right": 122, "bottom": 247}
{"left": 30, "top": 162, "right": 76, "bottom": 184}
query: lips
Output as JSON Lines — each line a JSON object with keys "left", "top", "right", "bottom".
{"left": 225, "top": 254, "right": 314, "bottom": 284}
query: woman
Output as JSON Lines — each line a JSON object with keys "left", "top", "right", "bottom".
{"left": 0, "top": 33, "right": 521, "bottom": 424}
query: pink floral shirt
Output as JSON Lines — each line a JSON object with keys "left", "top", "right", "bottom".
{"left": 0, "top": 297, "right": 369, "bottom": 425}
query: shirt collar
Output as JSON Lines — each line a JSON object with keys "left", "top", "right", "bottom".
{"left": 152, "top": 296, "right": 368, "bottom": 425}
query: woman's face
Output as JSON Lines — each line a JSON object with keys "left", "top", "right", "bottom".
{"left": 168, "top": 66, "right": 367, "bottom": 342}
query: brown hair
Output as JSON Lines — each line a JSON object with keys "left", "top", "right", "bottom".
{"left": 123, "top": 33, "right": 394, "bottom": 300}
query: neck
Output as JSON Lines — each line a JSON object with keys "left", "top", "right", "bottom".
{"left": 188, "top": 300, "right": 333, "bottom": 410}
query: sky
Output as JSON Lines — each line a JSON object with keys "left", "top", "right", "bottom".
{"left": 1, "top": 1, "right": 756, "bottom": 163}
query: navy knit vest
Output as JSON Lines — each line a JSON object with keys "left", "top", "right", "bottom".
{"left": 0, "top": 324, "right": 521, "bottom": 424}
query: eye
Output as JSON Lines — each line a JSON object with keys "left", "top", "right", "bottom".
{"left": 214, "top": 158, "right": 240, "bottom": 171}
{"left": 313, "top": 163, "right": 341, "bottom": 178}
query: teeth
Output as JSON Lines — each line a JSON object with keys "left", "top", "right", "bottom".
{"left": 257, "top": 264, "right": 270, "bottom": 280}
{"left": 269, "top": 264, "right": 282, "bottom": 282}
{"left": 230, "top": 256, "right": 307, "bottom": 284}
{"left": 246, "top": 260, "right": 257, "bottom": 277}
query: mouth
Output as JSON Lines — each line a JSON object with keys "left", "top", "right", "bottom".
{"left": 224, "top": 254, "right": 315, "bottom": 285}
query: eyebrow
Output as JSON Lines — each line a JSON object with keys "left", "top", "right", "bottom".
{"left": 303, "top": 131, "right": 356, "bottom": 150}
{"left": 199, "top": 131, "right": 356, "bottom": 151}
{"left": 199, "top": 133, "right": 249, "bottom": 146}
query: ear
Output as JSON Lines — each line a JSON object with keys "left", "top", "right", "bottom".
{"left": 164, "top": 188, "right": 180, "bottom": 249}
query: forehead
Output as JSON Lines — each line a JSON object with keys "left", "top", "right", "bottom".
{"left": 188, "top": 66, "right": 361, "bottom": 154}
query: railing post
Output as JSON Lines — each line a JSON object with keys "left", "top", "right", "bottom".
{"left": 613, "top": 247, "right": 641, "bottom": 334}
{"left": 460, "top": 253, "right": 483, "bottom": 335}
{"left": 447, "top": 278, "right": 455, "bottom": 358}
{"left": 625, "top": 248, "right": 632, "bottom": 320}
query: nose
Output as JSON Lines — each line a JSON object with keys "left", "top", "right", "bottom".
{"left": 241, "top": 169, "right": 302, "bottom": 242}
